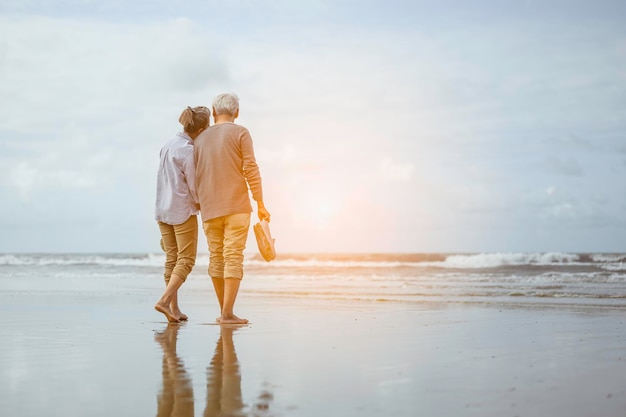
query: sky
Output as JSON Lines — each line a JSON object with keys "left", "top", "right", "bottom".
{"left": 0, "top": 0, "right": 625, "bottom": 253}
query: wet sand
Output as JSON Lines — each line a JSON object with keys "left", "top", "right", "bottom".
{"left": 2, "top": 290, "right": 626, "bottom": 416}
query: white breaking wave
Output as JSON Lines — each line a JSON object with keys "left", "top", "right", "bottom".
{"left": 425, "top": 252, "right": 581, "bottom": 269}
{"left": 591, "top": 254, "right": 626, "bottom": 263}
{"left": 600, "top": 263, "right": 626, "bottom": 272}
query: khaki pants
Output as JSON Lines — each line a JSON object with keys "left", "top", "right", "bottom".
{"left": 158, "top": 215, "right": 198, "bottom": 284}
{"left": 203, "top": 213, "right": 250, "bottom": 280}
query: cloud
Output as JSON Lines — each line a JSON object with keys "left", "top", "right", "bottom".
{"left": 9, "top": 161, "right": 96, "bottom": 201}
{"left": 544, "top": 156, "right": 584, "bottom": 176}
{"left": 0, "top": 16, "right": 228, "bottom": 132}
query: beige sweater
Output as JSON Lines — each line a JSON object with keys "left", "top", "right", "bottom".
{"left": 194, "top": 122, "right": 263, "bottom": 221}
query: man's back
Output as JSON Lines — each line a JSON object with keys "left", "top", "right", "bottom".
{"left": 194, "top": 122, "right": 263, "bottom": 221}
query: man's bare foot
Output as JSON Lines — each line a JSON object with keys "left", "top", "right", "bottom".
{"left": 219, "top": 314, "right": 248, "bottom": 325}
{"left": 154, "top": 302, "right": 180, "bottom": 323}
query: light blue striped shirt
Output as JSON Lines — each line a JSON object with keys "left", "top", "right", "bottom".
{"left": 154, "top": 132, "right": 199, "bottom": 225}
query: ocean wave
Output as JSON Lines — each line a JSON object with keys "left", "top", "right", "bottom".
{"left": 424, "top": 252, "right": 582, "bottom": 269}
{"left": 0, "top": 254, "right": 166, "bottom": 267}
{"left": 0, "top": 254, "right": 420, "bottom": 269}
{"left": 591, "top": 254, "right": 626, "bottom": 263}
{"left": 0, "top": 252, "right": 623, "bottom": 270}
{"left": 599, "top": 263, "right": 626, "bottom": 272}
{"left": 251, "top": 252, "right": 607, "bottom": 269}
{"left": 242, "top": 258, "right": 418, "bottom": 268}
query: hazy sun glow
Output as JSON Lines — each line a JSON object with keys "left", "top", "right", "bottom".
{"left": 292, "top": 189, "right": 341, "bottom": 229}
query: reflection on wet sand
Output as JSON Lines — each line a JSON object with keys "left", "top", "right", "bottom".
{"left": 155, "top": 324, "right": 194, "bottom": 417}
{"left": 204, "top": 325, "right": 243, "bottom": 416}
{"left": 205, "top": 326, "right": 276, "bottom": 417}
{"left": 155, "top": 324, "right": 274, "bottom": 417}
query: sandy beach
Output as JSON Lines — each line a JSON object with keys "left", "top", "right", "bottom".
{"left": 2, "top": 285, "right": 626, "bottom": 417}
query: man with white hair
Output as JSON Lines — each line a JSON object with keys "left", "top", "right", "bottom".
{"left": 194, "top": 93, "right": 270, "bottom": 324}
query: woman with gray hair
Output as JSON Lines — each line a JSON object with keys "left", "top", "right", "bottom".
{"left": 154, "top": 106, "right": 210, "bottom": 323}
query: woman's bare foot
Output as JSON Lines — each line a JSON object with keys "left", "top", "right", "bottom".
{"left": 171, "top": 307, "right": 188, "bottom": 322}
{"left": 219, "top": 314, "right": 248, "bottom": 325}
{"left": 154, "top": 302, "right": 180, "bottom": 323}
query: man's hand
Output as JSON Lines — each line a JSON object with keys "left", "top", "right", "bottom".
{"left": 257, "top": 201, "right": 271, "bottom": 222}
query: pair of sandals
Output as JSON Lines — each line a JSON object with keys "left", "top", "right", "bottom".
{"left": 253, "top": 220, "right": 276, "bottom": 262}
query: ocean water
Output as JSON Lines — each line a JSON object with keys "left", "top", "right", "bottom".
{"left": 1, "top": 252, "right": 626, "bottom": 307}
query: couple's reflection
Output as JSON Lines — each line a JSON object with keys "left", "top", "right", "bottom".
{"left": 155, "top": 324, "right": 259, "bottom": 417}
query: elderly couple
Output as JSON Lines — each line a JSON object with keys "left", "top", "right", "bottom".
{"left": 154, "top": 92, "right": 270, "bottom": 325}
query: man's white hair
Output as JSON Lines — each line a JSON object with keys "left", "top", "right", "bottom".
{"left": 212, "top": 93, "right": 240, "bottom": 116}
